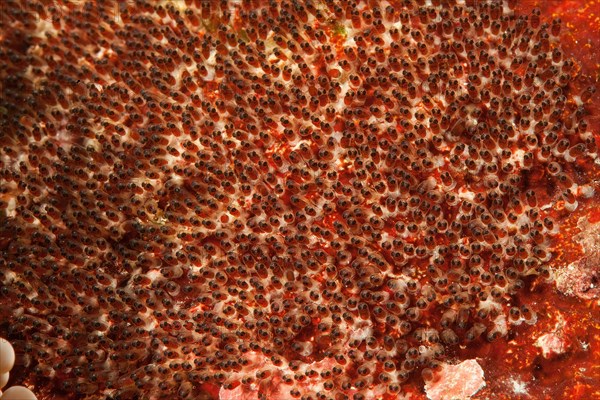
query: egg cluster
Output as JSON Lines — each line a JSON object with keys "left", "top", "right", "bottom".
{"left": 0, "top": 0, "right": 597, "bottom": 399}
{"left": 0, "top": 337, "right": 37, "bottom": 399}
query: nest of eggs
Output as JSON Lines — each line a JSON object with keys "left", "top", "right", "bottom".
{"left": 0, "top": 0, "right": 597, "bottom": 399}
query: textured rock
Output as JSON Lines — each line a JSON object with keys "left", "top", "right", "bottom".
{"left": 555, "top": 216, "right": 600, "bottom": 299}
{"left": 424, "top": 359, "right": 485, "bottom": 400}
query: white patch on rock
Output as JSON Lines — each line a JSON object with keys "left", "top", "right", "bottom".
{"left": 509, "top": 378, "right": 528, "bottom": 396}
{"left": 424, "top": 359, "right": 485, "bottom": 400}
{"left": 535, "top": 331, "right": 567, "bottom": 358}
